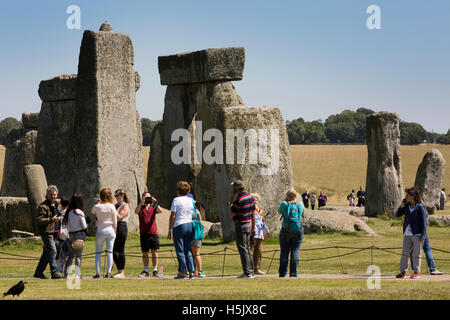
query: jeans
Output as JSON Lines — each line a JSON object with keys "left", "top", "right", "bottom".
{"left": 279, "top": 227, "right": 304, "bottom": 277}
{"left": 64, "top": 231, "right": 86, "bottom": 277}
{"left": 113, "top": 222, "right": 128, "bottom": 270}
{"left": 410, "top": 233, "right": 437, "bottom": 272}
{"left": 235, "top": 222, "right": 254, "bottom": 276}
{"left": 95, "top": 225, "right": 116, "bottom": 274}
{"left": 34, "top": 234, "right": 59, "bottom": 276}
{"left": 173, "top": 222, "right": 195, "bottom": 274}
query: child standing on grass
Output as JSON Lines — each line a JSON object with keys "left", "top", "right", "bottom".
{"left": 250, "top": 193, "right": 269, "bottom": 275}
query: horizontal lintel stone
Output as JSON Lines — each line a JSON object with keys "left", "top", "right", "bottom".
{"left": 158, "top": 47, "right": 245, "bottom": 85}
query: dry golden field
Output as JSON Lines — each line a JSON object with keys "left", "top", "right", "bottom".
{"left": 3, "top": 145, "right": 449, "bottom": 206}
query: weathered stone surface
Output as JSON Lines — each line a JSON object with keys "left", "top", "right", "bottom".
{"left": 365, "top": 112, "right": 403, "bottom": 217}
{"left": 38, "top": 74, "right": 77, "bottom": 102}
{"left": 0, "top": 197, "right": 32, "bottom": 240}
{"left": 158, "top": 47, "right": 245, "bottom": 85}
{"left": 99, "top": 21, "right": 113, "bottom": 31}
{"left": 22, "top": 112, "right": 40, "bottom": 129}
{"left": 428, "top": 215, "right": 450, "bottom": 226}
{"left": 35, "top": 99, "right": 77, "bottom": 197}
{"left": 207, "top": 222, "right": 223, "bottom": 239}
{"left": 318, "top": 206, "right": 364, "bottom": 216}
{"left": 23, "top": 165, "right": 48, "bottom": 234}
{"left": 135, "top": 71, "right": 140, "bottom": 92}
{"left": 414, "top": 149, "right": 446, "bottom": 215}
{"left": 72, "top": 26, "right": 144, "bottom": 234}
{"left": 303, "top": 209, "right": 376, "bottom": 236}
{"left": 217, "top": 106, "right": 294, "bottom": 240}
{"left": 1, "top": 129, "right": 37, "bottom": 197}
{"left": 4, "top": 236, "right": 41, "bottom": 245}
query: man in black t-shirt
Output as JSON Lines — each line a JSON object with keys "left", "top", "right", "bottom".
{"left": 357, "top": 186, "right": 366, "bottom": 207}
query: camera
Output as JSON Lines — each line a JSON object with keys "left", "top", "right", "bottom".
{"left": 145, "top": 196, "right": 158, "bottom": 208}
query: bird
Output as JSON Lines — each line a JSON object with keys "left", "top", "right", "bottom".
{"left": 3, "top": 281, "right": 27, "bottom": 297}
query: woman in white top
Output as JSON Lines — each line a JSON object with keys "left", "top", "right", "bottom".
{"left": 112, "top": 189, "right": 130, "bottom": 278}
{"left": 168, "top": 181, "right": 196, "bottom": 279}
{"left": 62, "top": 193, "right": 87, "bottom": 278}
{"left": 91, "top": 188, "right": 117, "bottom": 278}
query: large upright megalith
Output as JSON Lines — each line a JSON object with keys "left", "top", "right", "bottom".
{"left": 148, "top": 47, "right": 294, "bottom": 241}
{"left": 71, "top": 22, "right": 144, "bottom": 233}
{"left": 36, "top": 74, "right": 78, "bottom": 196}
{"left": 414, "top": 149, "right": 446, "bottom": 215}
{"left": 365, "top": 112, "right": 403, "bottom": 217}
{"left": 0, "top": 115, "right": 38, "bottom": 197}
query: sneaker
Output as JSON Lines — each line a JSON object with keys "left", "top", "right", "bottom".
{"left": 174, "top": 273, "right": 188, "bottom": 279}
{"left": 139, "top": 270, "right": 150, "bottom": 278}
{"left": 33, "top": 274, "right": 49, "bottom": 279}
{"left": 237, "top": 273, "right": 254, "bottom": 279}
{"left": 93, "top": 274, "right": 101, "bottom": 279}
{"left": 152, "top": 270, "right": 160, "bottom": 277}
{"left": 255, "top": 270, "right": 265, "bottom": 275}
{"left": 197, "top": 271, "right": 206, "bottom": 278}
{"left": 51, "top": 273, "right": 62, "bottom": 279}
{"left": 430, "top": 270, "right": 443, "bottom": 275}
{"left": 410, "top": 272, "right": 420, "bottom": 279}
{"left": 104, "top": 273, "right": 112, "bottom": 278}
{"left": 189, "top": 273, "right": 196, "bottom": 279}
{"left": 396, "top": 272, "right": 407, "bottom": 279}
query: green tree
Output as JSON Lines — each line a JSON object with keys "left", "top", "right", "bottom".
{"left": 286, "top": 118, "right": 307, "bottom": 144}
{"left": 141, "top": 118, "right": 161, "bottom": 146}
{"left": 0, "top": 117, "right": 22, "bottom": 145}
{"left": 399, "top": 121, "right": 429, "bottom": 145}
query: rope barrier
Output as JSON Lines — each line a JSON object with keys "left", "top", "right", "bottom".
{"left": 1, "top": 245, "right": 449, "bottom": 276}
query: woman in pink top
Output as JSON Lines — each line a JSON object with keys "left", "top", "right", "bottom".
{"left": 91, "top": 188, "right": 117, "bottom": 278}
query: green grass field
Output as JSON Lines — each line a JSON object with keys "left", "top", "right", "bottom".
{"left": 0, "top": 217, "right": 449, "bottom": 299}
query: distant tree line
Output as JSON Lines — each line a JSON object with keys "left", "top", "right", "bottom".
{"left": 1, "top": 113, "right": 449, "bottom": 147}
{"left": 0, "top": 117, "right": 23, "bottom": 145}
{"left": 286, "top": 108, "right": 450, "bottom": 145}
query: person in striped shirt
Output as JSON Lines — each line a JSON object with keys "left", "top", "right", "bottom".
{"left": 229, "top": 179, "right": 256, "bottom": 278}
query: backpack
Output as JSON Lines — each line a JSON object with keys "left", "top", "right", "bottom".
{"left": 283, "top": 202, "right": 302, "bottom": 232}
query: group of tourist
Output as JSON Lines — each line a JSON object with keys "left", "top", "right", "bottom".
{"left": 300, "top": 190, "right": 328, "bottom": 210}
{"left": 32, "top": 180, "right": 443, "bottom": 280}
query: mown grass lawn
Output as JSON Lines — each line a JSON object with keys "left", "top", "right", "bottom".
{"left": 1, "top": 217, "right": 449, "bottom": 300}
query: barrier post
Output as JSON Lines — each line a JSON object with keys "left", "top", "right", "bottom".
{"left": 221, "top": 247, "right": 227, "bottom": 278}
{"left": 266, "top": 249, "right": 278, "bottom": 275}
{"left": 370, "top": 246, "right": 374, "bottom": 267}
{"left": 336, "top": 246, "right": 346, "bottom": 274}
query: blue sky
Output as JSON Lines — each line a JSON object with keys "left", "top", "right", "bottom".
{"left": 0, "top": 0, "right": 449, "bottom": 133}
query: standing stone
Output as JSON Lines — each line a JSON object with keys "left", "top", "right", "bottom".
{"left": 414, "top": 149, "right": 446, "bottom": 215}
{"left": 1, "top": 129, "right": 38, "bottom": 197}
{"left": 23, "top": 164, "right": 48, "bottom": 234}
{"left": 22, "top": 112, "right": 40, "bottom": 129}
{"left": 0, "top": 197, "right": 32, "bottom": 239}
{"left": 72, "top": 23, "right": 144, "bottom": 233}
{"left": 148, "top": 47, "right": 294, "bottom": 241}
{"left": 365, "top": 112, "right": 403, "bottom": 217}
{"left": 36, "top": 75, "right": 78, "bottom": 197}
